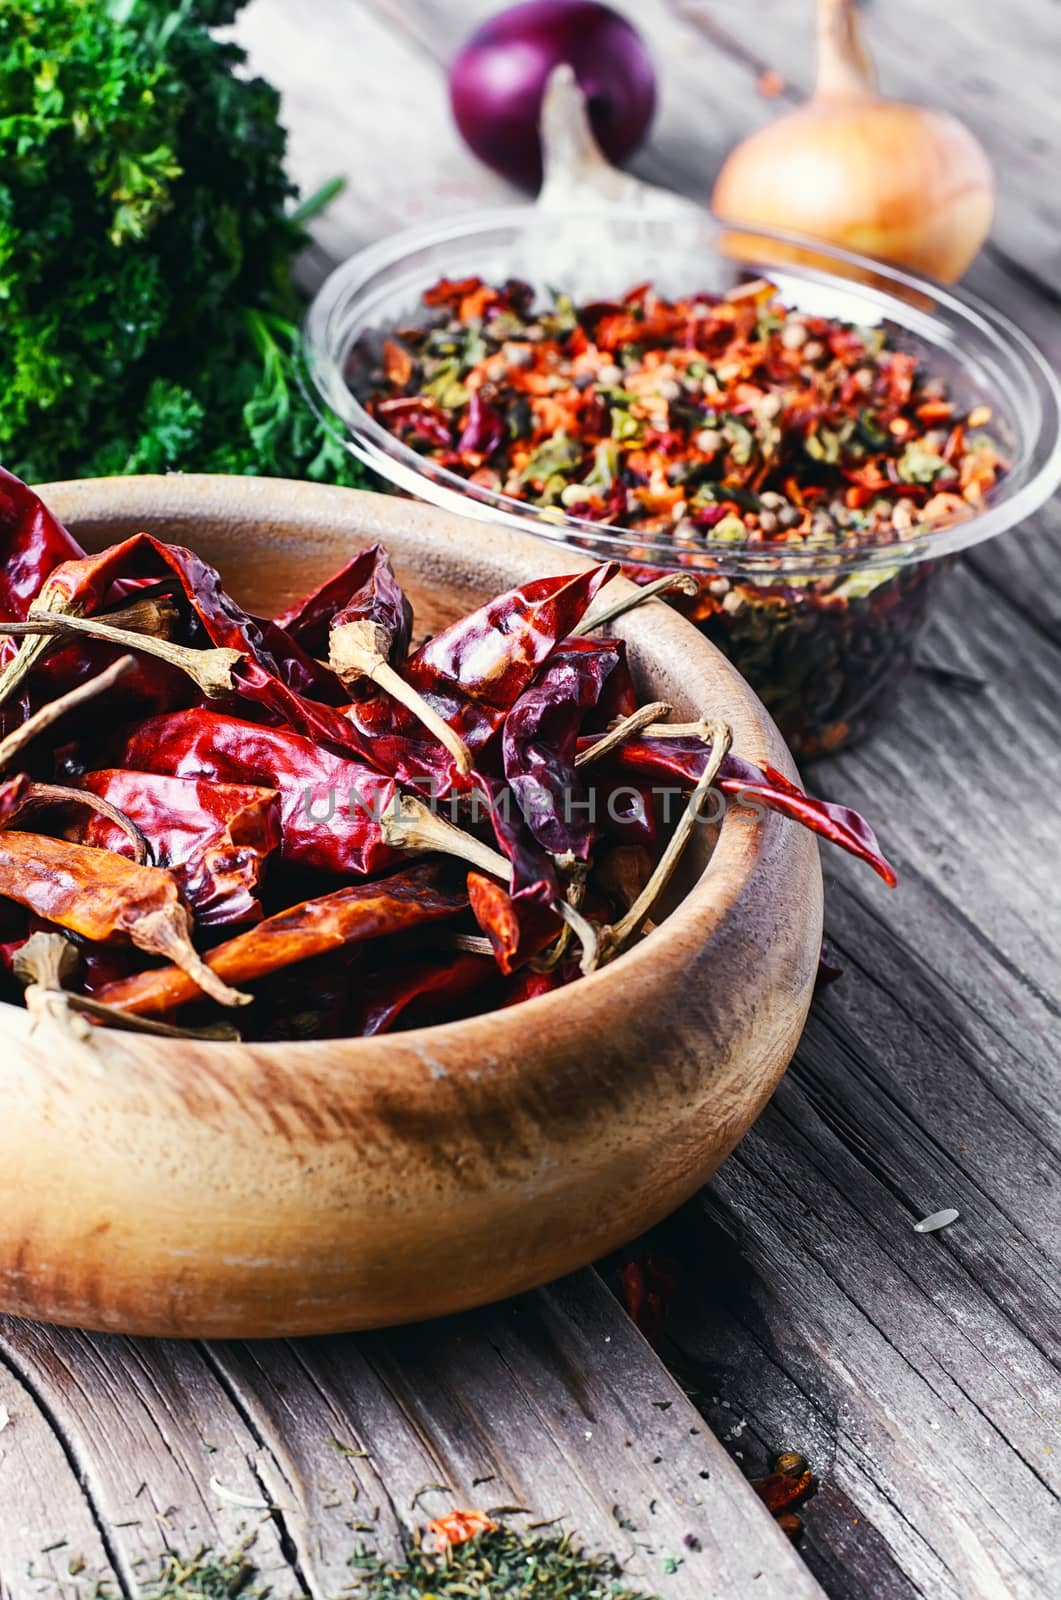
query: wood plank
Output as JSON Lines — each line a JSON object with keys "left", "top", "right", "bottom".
{"left": 614, "top": 558, "right": 1061, "bottom": 1598}
{"left": 230, "top": 0, "right": 514, "bottom": 265}
{"left": 0, "top": 1282, "right": 823, "bottom": 1600}
{"left": 207, "top": 1270, "right": 826, "bottom": 1598}
{"left": 0, "top": 1322, "right": 308, "bottom": 1598}
{"left": 0, "top": 1352, "right": 119, "bottom": 1600}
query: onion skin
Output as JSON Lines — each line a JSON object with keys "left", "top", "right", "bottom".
{"left": 449, "top": 1, "right": 656, "bottom": 191}
{"left": 711, "top": 0, "right": 994, "bottom": 282}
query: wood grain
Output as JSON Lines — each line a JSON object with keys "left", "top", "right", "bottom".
{"left": 616, "top": 562, "right": 1061, "bottom": 1598}
{"left": 2, "top": 3, "right": 1058, "bottom": 1597}
{"left": 0, "top": 1278, "right": 823, "bottom": 1600}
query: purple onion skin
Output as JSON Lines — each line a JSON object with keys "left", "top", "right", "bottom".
{"left": 449, "top": 1, "right": 656, "bottom": 191}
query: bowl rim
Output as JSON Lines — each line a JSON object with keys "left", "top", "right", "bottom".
{"left": 25, "top": 472, "right": 818, "bottom": 1068}
{"left": 302, "top": 203, "right": 1061, "bottom": 580}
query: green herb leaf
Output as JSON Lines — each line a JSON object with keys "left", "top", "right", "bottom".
{"left": 0, "top": 0, "right": 366, "bottom": 490}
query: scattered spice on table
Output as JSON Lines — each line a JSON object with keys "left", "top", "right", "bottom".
{"left": 751, "top": 1451, "right": 817, "bottom": 1540}
{"left": 0, "top": 468, "right": 895, "bottom": 1041}
{"left": 913, "top": 1208, "right": 960, "bottom": 1233}
{"left": 38, "top": 1543, "right": 267, "bottom": 1599}
{"left": 33, "top": 1520, "right": 660, "bottom": 1600}
{"left": 348, "top": 1520, "right": 659, "bottom": 1599}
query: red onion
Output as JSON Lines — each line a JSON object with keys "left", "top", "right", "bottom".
{"left": 449, "top": 1, "right": 656, "bottom": 191}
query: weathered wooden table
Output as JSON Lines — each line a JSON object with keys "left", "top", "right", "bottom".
{"left": 2, "top": 3, "right": 1058, "bottom": 1596}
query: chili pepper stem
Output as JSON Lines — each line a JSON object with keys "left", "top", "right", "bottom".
{"left": 599, "top": 719, "right": 732, "bottom": 963}
{"left": 134, "top": 908, "right": 252, "bottom": 1008}
{"left": 636, "top": 718, "right": 720, "bottom": 741}
{"left": 381, "top": 793, "right": 512, "bottom": 880}
{"left": 574, "top": 702, "right": 671, "bottom": 767}
{"left": 97, "top": 593, "right": 181, "bottom": 640}
{"left": 14, "top": 930, "right": 79, "bottom": 994}
{"left": 0, "top": 655, "right": 137, "bottom": 773}
{"left": 330, "top": 620, "right": 474, "bottom": 776}
{"left": 0, "top": 589, "right": 84, "bottom": 713}
{"left": 0, "top": 614, "right": 243, "bottom": 699}
{"left": 2, "top": 780, "right": 152, "bottom": 864}
{"left": 13, "top": 932, "right": 238, "bottom": 1042}
{"left": 383, "top": 795, "right": 601, "bottom": 973}
{"left": 557, "top": 899, "right": 600, "bottom": 976}
{"left": 572, "top": 573, "right": 699, "bottom": 637}
{"left": 437, "top": 932, "right": 496, "bottom": 957}
{"left": 530, "top": 860, "right": 588, "bottom": 973}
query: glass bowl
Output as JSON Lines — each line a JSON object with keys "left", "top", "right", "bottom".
{"left": 303, "top": 207, "right": 1061, "bottom": 755}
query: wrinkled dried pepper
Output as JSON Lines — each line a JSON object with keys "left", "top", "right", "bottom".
{"left": 95, "top": 860, "right": 468, "bottom": 1016}
{"left": 0, "top": 832, "right": 246, "bottom": 1007}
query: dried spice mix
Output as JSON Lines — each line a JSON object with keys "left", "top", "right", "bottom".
{"left": 354, "top": 275, "right": 1006, "bottom": 753}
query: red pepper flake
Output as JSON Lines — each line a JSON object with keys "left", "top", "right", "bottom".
{"left": 422, "top": 275, "right": 482, "bottom": 308}
{"left": 382, "top": 338, "right": 413, "bottom": 387}
{"left": 619, "top": 1252, "right": 681, "bottom": 1347}
{"left": 424, "top": 1508, "right": 499, "bottom": 1552}
{"left": 751, "top": 1451, "right": 817, "bottom": 1522}
{"left": 756, "top": 68, "right": 785, "bottom": 98}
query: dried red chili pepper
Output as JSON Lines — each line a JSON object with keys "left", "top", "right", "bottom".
{"left": 502, "top": 637, "right": 623, "bottom": 858}
{"left": 473, "top": 766, "right": 561, "bottom": 907}
{"left": 326, "top": 546, "right": 472, "bottom": 776}
{"left": 373, "top": 396, "right": 453, "bottom": 450}
{"left": 119, "top": 709, "right": 399, "bottom": 879}
{"left": 0, "top": 478, "right": 184, "bottom": 723}
{"left": 466, "top": 869, "right": 561, "bottom": 974}
{"left": 7, "top": 533, "right": 392, "bottom": 760}
{"left": 75, "top": 770, "right": 282, "bottom": 927}
{"left": 498, "top": 966, "right": 569, "bottom": 1005}
{"left": 583, "top": 733, "right": 896, "bottom": 884}
{"left": 341, "top": 562, "right": 619, "bottom": 793}
{"left": 0, "top": 832, "right": 247, "bottom": 1007}
{"left": 751, "top": 1454, "right": 816, "bottom": 1516}
{"left": 0, "top": 466, "right": 85, "bottom": 620}
{"left": 95, "top": 860, "right": 468, "bottom": 1017}
{"left": 620, "top": 1253, "right": 681, "bottom": 1348}
{"left": 421, "top": 275, "right": 486, "bottom": 309}
{"left": 457, "top": 391, "right": 506, "bottom": 461}
{"left": 0, "top": 774, "right": 31, "bottom": 824}
{"left": 348, "top": 950, "right": 496, "bottom": 1036}
{"left": 276, "top": 544, "right": 412, "bottom": 665}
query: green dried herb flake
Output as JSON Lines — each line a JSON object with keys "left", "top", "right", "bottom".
{"left": 897, "top": 443, "right": 948, "bottom": 484}
{"left": 346, "top": 1526, "right": 659, "bottom": 1599}
{"left": 609, "top": 408, "right": 642, "bottom": 443}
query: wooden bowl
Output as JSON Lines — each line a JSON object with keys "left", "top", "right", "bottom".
{"left": 0, "top": 477, "right": 822, "bottom": 1337}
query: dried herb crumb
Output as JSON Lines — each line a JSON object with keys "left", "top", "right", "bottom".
{"left": 328, "top": 1435, "right": 369, "bottom": 1458}
{"left": 346, "top": 1525, "right": 659, "bottom": 1598}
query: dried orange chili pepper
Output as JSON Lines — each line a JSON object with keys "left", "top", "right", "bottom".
{"left": 95, "top": 860, "right": 468, "bottom": 1017}
{"left": 0, "top": 832, "right": 247, "bottom": 1007}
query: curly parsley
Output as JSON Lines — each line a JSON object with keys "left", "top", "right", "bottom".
{"left": 0, "top": 0, "right": 365, "bottom": 486}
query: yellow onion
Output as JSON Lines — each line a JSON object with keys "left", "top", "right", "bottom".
{"left": 711, "top": 0, "right": 994, "bottom": 281}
